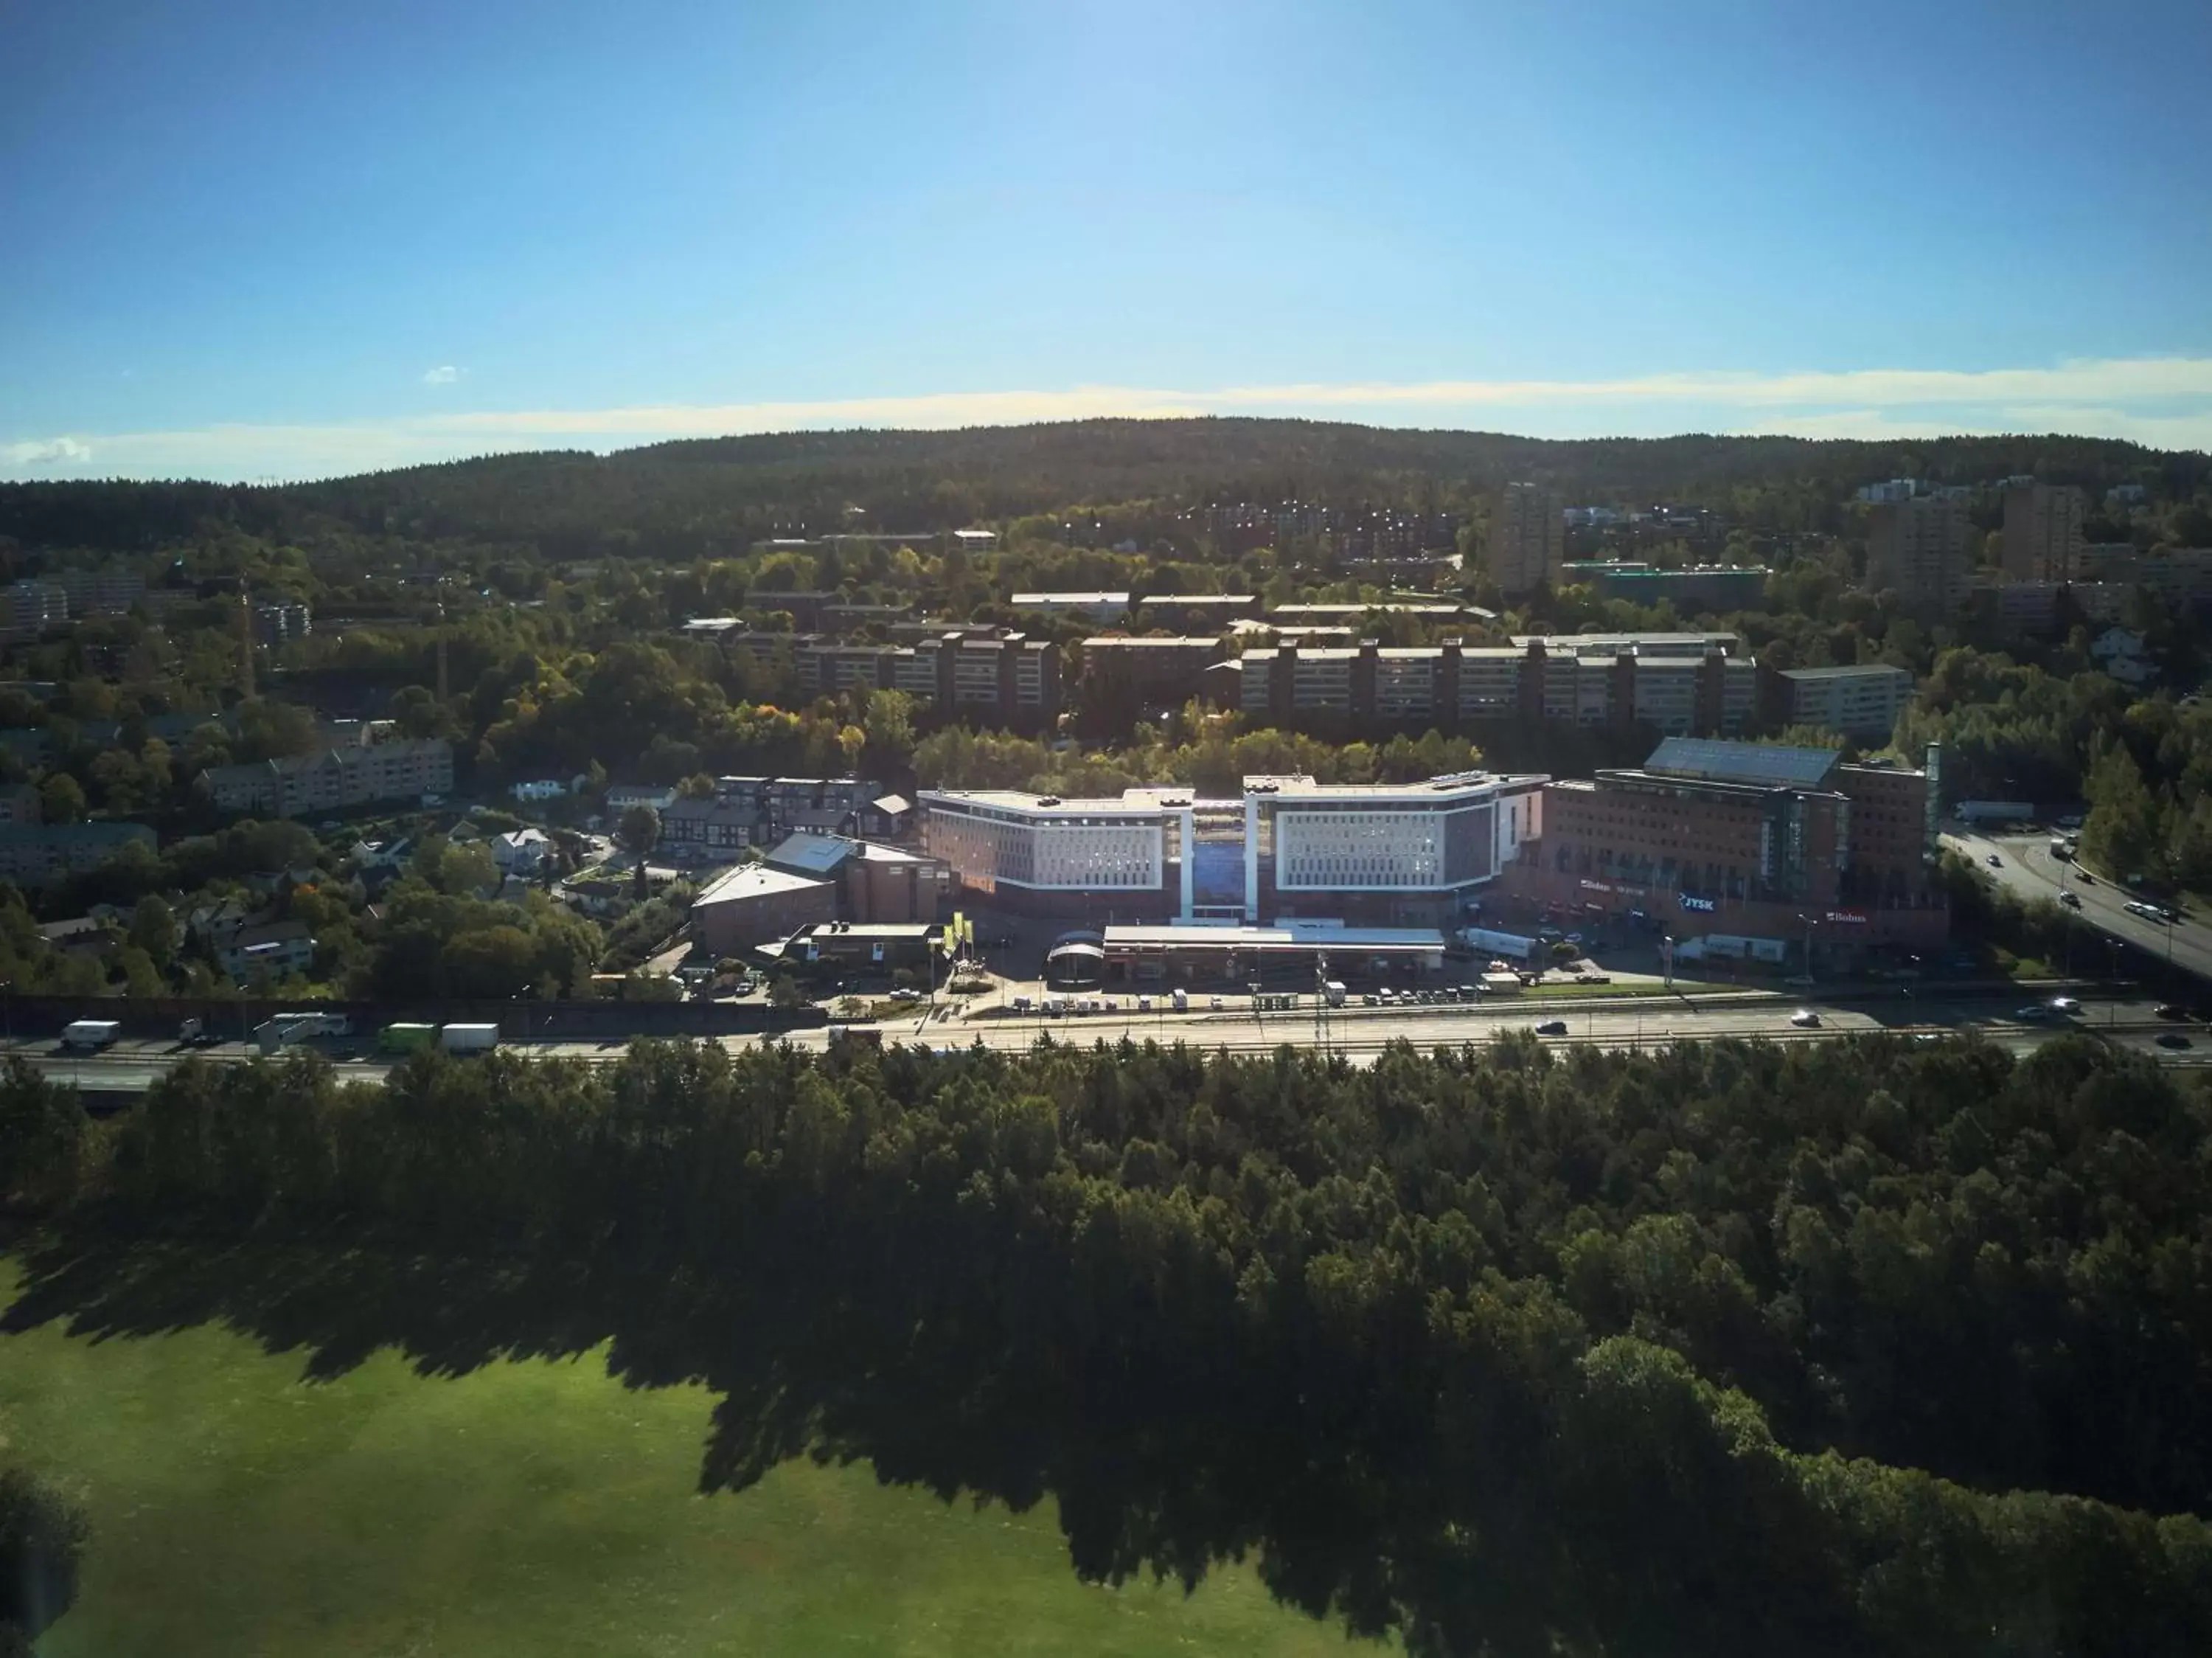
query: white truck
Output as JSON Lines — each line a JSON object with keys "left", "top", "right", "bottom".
{"left": 254, "top": 1010, "right": 352, "bottom": 1052}
{"left": 1480, "top": 972, "right": 1523, "bottom": 996}
{"left": 1322, "top": 980, "right": 1347, "bottom": 1007}
{"left": 1171, "top": 988, "right": 1189, "bottom": 1013}
{"left": 438, "top": 1023, "right": 502, "bottom": 1054}
{"left": 60, "top": 1019, "right": 122, "bottom": 1051}
{"left": 1458, "top": 926, "right": 1537, "bottom": 962}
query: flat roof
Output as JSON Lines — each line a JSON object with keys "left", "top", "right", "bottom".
{"left": 1010, "top": 591, "right": 1130, "bottom": 604}
{"left": 1644, "top": 737, "right": 1840, "bottom": 788}
{"left": 691, "top": 864, "right": 833, "bottom": 906}
{"left": 1781, "top": 662, "right": 1913, "bottom": 681}
{"left": 1102, "top": 923, "right": 1447, "bottom": 954}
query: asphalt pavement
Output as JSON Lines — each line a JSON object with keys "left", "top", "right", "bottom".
{"left": 1943, "top": 826, "right": 2212, "bottom": 982}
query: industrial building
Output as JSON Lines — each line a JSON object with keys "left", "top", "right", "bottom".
{"left": 1212, "top": 632, "right": 1755, "bottom": 735}
{"left": 762, "top": 831, "right": 953, "bottom": 924}
{"left": 1500, "top": 738, "right": 1945, "bottom": 963}
{"left": 920, "top": 769, "right": 1545, "bottom": 928}
{"left": 688, "top": 864, "right": 838, "bottom": 957}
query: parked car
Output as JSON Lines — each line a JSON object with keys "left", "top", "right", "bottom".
{"left": 2157, "top": 1033, "right": 2192, "bottom": 1050}
{"left": 2059, "top": 890, "right": 2082, "bottom": 907}
{"left": 1790, "top": 1009, "right": 1820, "bottom": 1028}
{"left": 1534, "top": 1019, "right": 1569, "bottom": 1036}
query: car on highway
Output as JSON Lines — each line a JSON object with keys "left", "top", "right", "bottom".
{"left": 1209, "top": 996, "right": 1224, "bottom": 1011}
{"left": 1534, "top": 1019, "right": 1569, "bottom": 1036}
{"left": 2155, "top": 1004, "right": 2194, "bottom": 1021}
{"left": 2013, "top": 1005, "right": 2052, "bottom": 1021}
{"left": 1986, "top": 853, "right": 2003, "bottom": 866}
{"left": 2076, "top": 870, "right": 2094, "bottom": 884}
{"left": 1789, "top": 1009, "right": 1820, "bottom": 1027}
{"left": 2125, "top": 901, "right": 2169, "bottom": 922}
{"left": 2157, "top": 1033, "right": 2193, "bottom": 1050}
{"left": 2048, "top": 996, "right": 2082, "bottom": 1016}
{"left": 2059, "top": 890, "right": 2082, "bottom": 907}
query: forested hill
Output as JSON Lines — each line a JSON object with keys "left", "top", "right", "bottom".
{"left": 2, "top": 419, "right": 2205, "bottom": 558}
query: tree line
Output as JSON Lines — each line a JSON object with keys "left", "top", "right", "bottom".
{"left": 4, "top": 1030, "right": 2211, "bottom": 1655}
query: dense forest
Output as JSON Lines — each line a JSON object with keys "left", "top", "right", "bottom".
{"left": 5, "top": 1032, "right": 2211, "bottom": 1657}
{"left": 3, "top": 420, "right": 2205, "bottom": 558}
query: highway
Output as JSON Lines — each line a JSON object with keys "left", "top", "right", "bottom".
{"left": 1942, "top": 826, "right": 2212, "bottom": 982}
{"left": 19, "top": 986, "right": 2205, "bottom": 1093}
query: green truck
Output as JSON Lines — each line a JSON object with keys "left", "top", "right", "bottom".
{"left": 378, "top": 1022, "right": 439, "bottom": 1055}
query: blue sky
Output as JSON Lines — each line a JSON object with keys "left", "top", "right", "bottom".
{"left": 5, "top": 0, "right": 2211, "bottom": 481}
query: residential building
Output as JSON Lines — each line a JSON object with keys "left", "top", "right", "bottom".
{"left": 1130, "top": 593, "right": 1260, "bottom": 627}
{"left": 212, "top": 919, "right": 317, "bottom": 982}
{"left": 1487, "top": 482, "right": 1564, "bottom": 594}
{"left": 604, "top": 784, "right": 678, "bottom": 812}
{"left": 720, "top": 628, "right": 1062, "bottom": 729}
{"left": 1556, "top": 561, "right": 1771, "bottom": 612}
{"left": 687, "top": 864, "right": 838, "bottom": 956}
{"left": 55, "top": 566, "right": 146, "bottom": 618}
{"left": 0, "top": 580, "right": 67, "bottom": 642}
{"left": 2072, "top": 544, "right": 2212, "bottom": 610}
{"left": 1213, "top": 634, "right": 1755, "bottom": 736}
{"left": 1080, "top": 637, "right": 1230, "bottom": 718}
{"left": 921, "top": 770, "right": 1545, "bottom": 928}
{"left": 1009, "top": 591, "right": 1130, "bottom": 622}
{"left": 509, "top": 779, "right": 569, "bottom": 802}
{"left": 1865, "top": 496, "right": 1971, "bottom": 614}
{"left": 0, "top": 821, "right": 156, "bottom": 885}
{"left": 1765, "top": 663, "right": 1915, "bottom": 740}
{"left": 2001, "top": 483, "right": 2085, "bottom": 583}
{"left": 2090, "top": 628, "right": 2156, "bottom": 685}
{"left": 1500, "top": 738, "right": 1946, "bottom": 961}
{"left": 1854, "top": 479, "right": 1921, "bottom": 504}
{"left": 1267, "top": 602, "right": 1485, "bottom": 626}
{"left": 197, "top": 737, "right": 454, "bottom": 817}
{"left": 254, "top": 601, "right": 313, "bottom": 645}
{"left": 492, "top": 828, "right": 553, "bottom": 873}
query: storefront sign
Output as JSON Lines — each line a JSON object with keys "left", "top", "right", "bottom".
{"left": 1579, "top": 879, "right": 1612, "bottom": 893}
{"left": 1824, "top": 909, "right": 1868, "bottom": 924}
{"left": 1679, "top": 894, "right": 1716, "bottom": 913}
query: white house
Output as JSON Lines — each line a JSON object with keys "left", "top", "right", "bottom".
{"left": 492, "top": 828, "right": 552, "bottom": 873}
{"left": 511, "top": 779, "right": 569, "bottom": 802}
{"left": 2090, "top": 627, "right": 2157, "bottom": 685}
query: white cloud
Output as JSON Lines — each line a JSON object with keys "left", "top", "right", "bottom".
{"left": 5, "top": 355, "right": 2208, "bottom": 482}
{"left": 421, "top": 365, "right": 462, "bottom": 386}
{"left": 0, "top": 437, "right": 94, "bottom": 468}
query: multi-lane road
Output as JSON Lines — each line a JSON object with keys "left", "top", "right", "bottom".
{"left": 20, "top": 985, "right": 2204, "bottom": 1094}
{"left": 1942, "top": 826, "right": 2212, "bottom": 982}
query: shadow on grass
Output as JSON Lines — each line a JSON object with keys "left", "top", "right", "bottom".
{"left": 0, "top": 1229, "right": 1444, "bottom": 1645}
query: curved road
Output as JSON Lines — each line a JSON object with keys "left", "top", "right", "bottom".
{"left": 1942, "top": 827, "right": 2212, "bottom": 982}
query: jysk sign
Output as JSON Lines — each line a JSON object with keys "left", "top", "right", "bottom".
{"left": 1679, "top": 894, "right": 1716, "bottom": 913}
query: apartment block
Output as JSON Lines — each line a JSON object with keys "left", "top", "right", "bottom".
{"left": 2001, "top": 483, "right": 2085, "bottom": 583}
{"left": 0, "top": 822, "right": 156, "bottom": 885}
{"left": 197, "top": 738, "right": 454, "bottom": 817}
{"left": 1217, "top": 633, "right": 1754, "bottom": 736}
{"left": 1488, "top": 482, "right": 1564, "bottom": 594}
{"left": 720, "top": 628, "right": 1062, "bottom": 729}
{"left": 1764, "top": 663, "right": 1915, "bottom": 740}
{"left": 1865, "top": 496, "right": 1971, "bottom": 614}
{"left": 0, "top": 580, "right": 67, "bottom": 643}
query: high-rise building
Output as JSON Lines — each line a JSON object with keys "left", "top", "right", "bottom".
{"left": 1487, "top": 482, "right": 1564, "bottom": 594}
{"left": 2001, "top": 483, "right": 2084, "bottom": 583}
{"left": 1864, "top": 496, "right": 1970, "bottom": 614}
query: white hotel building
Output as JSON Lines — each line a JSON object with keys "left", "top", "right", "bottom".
{"left": 919, "top": 771, "right": 1545, "bottom": 926}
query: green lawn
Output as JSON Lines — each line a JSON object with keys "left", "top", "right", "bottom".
{"left": 0, "top": 1260, "right": 1373, "bottom": 1658}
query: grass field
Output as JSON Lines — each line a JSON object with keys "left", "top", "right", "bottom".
{"left": 0, "top": 1260, "right": 1375, "bottom": 1658}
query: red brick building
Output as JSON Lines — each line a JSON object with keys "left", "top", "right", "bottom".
{"left": 1500, "top": 738, "right": 1947, "bottom": 965}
